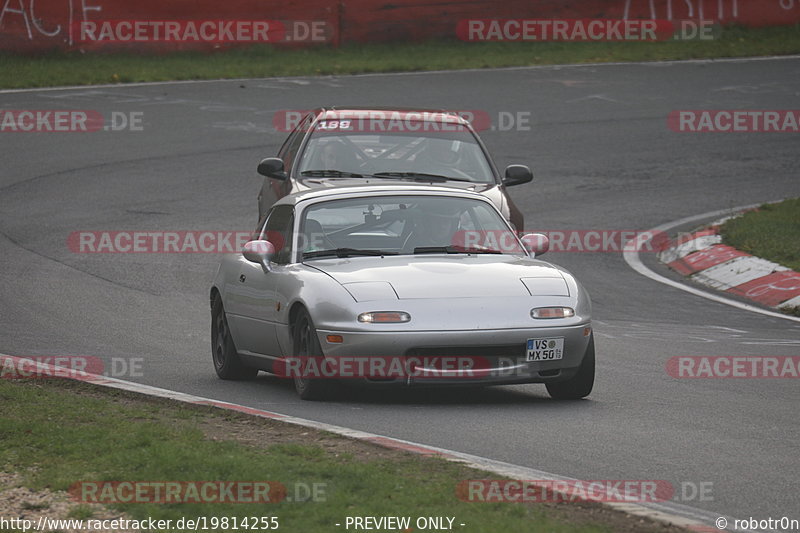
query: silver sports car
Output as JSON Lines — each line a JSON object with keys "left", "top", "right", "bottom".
{"left": 210, "top": 185, "right": 594, "bottom": 400}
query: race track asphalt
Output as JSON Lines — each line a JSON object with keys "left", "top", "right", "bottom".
{"left": 1, "top": 56, "right": 799, "bottom": 526}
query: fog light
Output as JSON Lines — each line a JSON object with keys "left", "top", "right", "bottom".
{"left": 358, "top": 312, "right": 411, "bottom": 323}
{"left": 531, "top": 307, "right": 575, "bottom": 319}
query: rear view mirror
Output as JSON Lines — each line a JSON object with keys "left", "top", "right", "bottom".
{"left": 520, "top": 233, "right": 549, "bottom": 258}
{"left": 257, "top": 158, "right": 288, "bottom": 181}
{"left": 242, "top": 240, "right": 276, "bottom": 272}
{"left": 502, "top": 165, "right": 533, "bottom": 186}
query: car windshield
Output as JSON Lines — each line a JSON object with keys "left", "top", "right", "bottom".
{"left": 297, "top": 119, "right": 494, "bottom": 183}
{"left": 300, "top": 195, "right": 523, "bottom": 259}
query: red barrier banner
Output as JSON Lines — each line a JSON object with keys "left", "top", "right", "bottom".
{"left": 1, "top": 0, "right": 799, "bottom": 53}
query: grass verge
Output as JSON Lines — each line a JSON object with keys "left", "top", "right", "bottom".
{"left": 0, "top": 378, "right": 688, "bottom": 533}
{"left": 720, "top": 198, "right": 800, "bottom": 272}
{"left": 720, "top": 198, "right": 800, "bottom": 316}
{"left": 1, "top": 24, "right": 799, "bottom": 89}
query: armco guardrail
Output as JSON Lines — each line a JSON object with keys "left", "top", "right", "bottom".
{"left": 1, "top": 0, "right": 798, "bottom": 53}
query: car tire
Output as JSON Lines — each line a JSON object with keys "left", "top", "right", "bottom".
{"left": 211, "top": 295, "right": 258, "bottom": 380}
{"left": 292, "top": 309, "right": 336, "bottom": 401}
{"left": 545, "top": 334, "right": 595, "bottom": 400}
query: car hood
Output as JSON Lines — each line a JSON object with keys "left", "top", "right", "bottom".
{"left": 306, "top": 255, "right": 569, "bottom": 301}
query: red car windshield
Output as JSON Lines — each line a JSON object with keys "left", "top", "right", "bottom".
{"left": 298, "top": 120, "right": 495, "bottom": 183}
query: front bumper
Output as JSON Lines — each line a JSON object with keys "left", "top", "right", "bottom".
{"left": 313, "top": 323, "right": 592, "bottom": 386}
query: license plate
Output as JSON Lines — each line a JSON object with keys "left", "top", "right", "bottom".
{"left": 526, "top": 338, "right": 564, "bottom": 361}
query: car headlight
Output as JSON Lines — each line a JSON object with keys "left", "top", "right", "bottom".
{"left": 358, "top": 312, "right": 411, "bottom": 323}
{"left": 531, "top": 307, "right": 575, "bottom": 319}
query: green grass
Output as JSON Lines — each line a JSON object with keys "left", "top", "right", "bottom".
{"left": 0, "top": 379, "right": 618, "bottom": 533}
{"left": 1, "top": 24, "right": 799, "bottom": 88}
{"left": 720, "top": 198, "right": 800, "bottom": 316}
{"left": 720, "top": 198, "right": 800, "bottom": 272}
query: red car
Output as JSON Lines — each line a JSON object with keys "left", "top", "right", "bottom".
{"left": 257, "top": 107, "right": 532, "bottom": 231}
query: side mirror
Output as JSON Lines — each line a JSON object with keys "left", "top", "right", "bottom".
{"left": 502, "top": 165, "right": 533, "bottom": 186}
{"left": 242, "top": 240, "right": 276, "bottom": 272}
{"left": 520, "top": 233, "right": 549, "bottom": 258}
{"left": 257, "top": 157, "right": 288, "bottom": 181}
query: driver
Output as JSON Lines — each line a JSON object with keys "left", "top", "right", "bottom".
{"left": 406, "top": 204, "right": 466, "bottom": 249}
{"left": 414, "top": 141, "right": 460, "bottom": 172}
{"left": 319, "top": 141, "right": 353, "bottom": 171}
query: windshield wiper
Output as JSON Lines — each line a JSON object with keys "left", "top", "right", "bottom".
{"left": 303, "top": 248, "right": 399, "bottom": 259}
{"left": 413, "top": 246, "right": 503, "bottom": 255}
{"left": 301, "top": 170, "right": 365, "bottom": 178}
{"left": 371, "top": 172, "right": 473, "bottom": 183}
